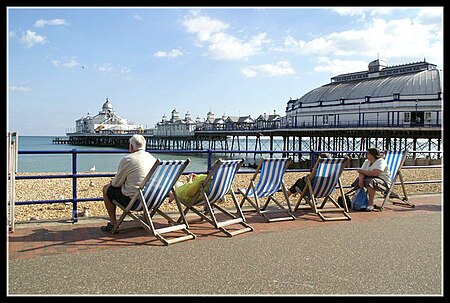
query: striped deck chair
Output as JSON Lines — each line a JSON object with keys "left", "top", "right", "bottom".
{"left": 293, "top": 156, "right": 351, "bottom": 221}
{"left": 238, "top": 157, "right": 296, "bottom": 222}
{"left": 178, "top": 158, "right": 253, "bottom": 237}
{"left": 110, "top": 159, "right": 196, "bottom": 245}
{"left": 379, "top": 150, "right": 414, "bottom": 210}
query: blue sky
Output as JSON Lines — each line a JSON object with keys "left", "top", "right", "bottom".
{"left": 7, "top": 6, "right": 443, "bottom": 136}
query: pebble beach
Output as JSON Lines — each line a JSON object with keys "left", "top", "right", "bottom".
{"left": 8, "top": 166, "right": 442, "bottom": 223}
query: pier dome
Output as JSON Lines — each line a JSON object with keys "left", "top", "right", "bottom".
{"left": 285, "top": 59, "right": 442, "bottom": 129}
{"left": 294, "top": 68, "right": 440, "bottom": 104}
{"left": 102, "top": 98, "right": 113, "bottom": 112}
{"left": 73, "top": 98, "right": 143, "bottom": 134}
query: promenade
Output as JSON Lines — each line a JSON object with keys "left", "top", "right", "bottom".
{"left": 7, "top": 193, "right": 443, "bottom": 296}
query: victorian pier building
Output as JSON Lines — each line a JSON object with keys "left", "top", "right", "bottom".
{"left": 62, "top": 59, "right": 442, "bottom": 164}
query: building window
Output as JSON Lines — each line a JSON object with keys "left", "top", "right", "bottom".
{"left": 323, "top": 115, "right": 329, "bottom": 124}
{"left": 404, "top": 112, "right": 410, "bottom": 123}
{"left": 393, "top": 93, "right": 400, "bottom": 100}
{"left": 425, "top": 112, "right": 432, "bottom": 122}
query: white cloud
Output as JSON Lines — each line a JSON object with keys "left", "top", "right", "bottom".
{"left": 34, "top": 18, "right": 68, "bottom": 27}
{"left": 133, "top": 15, "right": 143, "bottom": 21}
{"left": 313, "top": 57, "right": 368, "bottom": 75}
{"left": 98, "top": 63, "right": 113, "bottom": 73}
{"left": 153, "top": 49, "right": 183, "bottom": 58}
{"left": 417, "top": 7, "right": 443, "bottom": 21}
{"left": 9, "top": 86, "right": 31, "bottom": 92}
{"left": 183, "top": 13, "right": 269, "bottom": 60}
{"left": 330, "top": 7, "right": 395, "bottom": 18}
{"left": 19, "top": 30, "right": 47, "bottom": 48}
{"left": 52, "top": 56, "right": 80, "bottom": 68}
{"left": 97, "top": 63, "right": 133, "bottom": 80}
{"left": 241, "top": 68, "right": 257, "bottom": 78}
{"left": 241, "top": 61, "right": 294, "bottom": 78}
{"left": 283, "top": 15, "right": 442, "bottom": 66}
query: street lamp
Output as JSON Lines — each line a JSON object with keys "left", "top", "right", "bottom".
{"left": 415, "top": 99, "right": 418, "bottom": 125}
{"left": 358, "top": 102, "right": 361, "bottom": 126}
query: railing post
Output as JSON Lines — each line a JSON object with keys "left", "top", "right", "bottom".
{"left": 310, "top": 150, "right": 317, "bottom": 169}
{"left": 207, "top": 149, "right": 213, "bottom": 172}
{"left": 71, "top": 149, "right": 78, "bottom": 223}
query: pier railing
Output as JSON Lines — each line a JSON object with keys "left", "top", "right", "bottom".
{"left": 9, "top": 149, "right": 442, "bottom": 223}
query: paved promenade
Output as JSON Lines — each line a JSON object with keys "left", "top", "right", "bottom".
{"left": 7, "top": 193, "right": 443, "bottom": 296}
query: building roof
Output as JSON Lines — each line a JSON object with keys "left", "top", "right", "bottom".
{"left": 226, "top": 116, "right": 255, "bottom": 123}
{"left": 296, "top": 68, "right": 441, "bottom": 104}
{"left": 256, "top": 114, "right": 281, "bottom": 122}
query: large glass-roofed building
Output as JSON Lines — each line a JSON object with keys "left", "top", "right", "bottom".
{"left": 284, "top": 59, "right": 442, "bottom": 128}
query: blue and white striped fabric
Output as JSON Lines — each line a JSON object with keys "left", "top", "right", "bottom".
{"left": 246, "top": 158, "right": 289, "bottom": 198}
{"left": 136, "top": 160, "right": 189, "bottom": 211}
{"left": 384, "top": 151, "right": 407, "bottom": 182}
{"left": 311, "top": 158, "right": 347, "bottom": 198}
{"left": 206, "top": 159, "right": 242, "bottom": 203}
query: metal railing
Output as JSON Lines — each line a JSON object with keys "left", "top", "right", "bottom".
{"left": 9, "top": 149, "right": 442, "bottom": 223}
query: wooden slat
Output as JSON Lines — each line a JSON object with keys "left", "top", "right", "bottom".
{"left": 155, "top": 224, "right": 188, "bottom": 234}
{"left": 164, "top": 234, "right": 196, "bottom": 245}
{"left": 216, "top": 218, "right": 243, "bottom": 228}
{"left": 226, "top": 227, "right": 253, "bottom": 236}
{"left": 266, "top": 216, "right": 296, "bottom": 222}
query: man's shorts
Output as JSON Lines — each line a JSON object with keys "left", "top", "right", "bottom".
{"left": 106, "top": 185, "right": 133, "bottom": 208}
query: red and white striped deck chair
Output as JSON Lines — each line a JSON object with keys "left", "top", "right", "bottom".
{"left": 294, "top": 155, "right": 351, "bottom": 221}
{"left": 379, "top": 150, "right": 414, "bottom": 210}
{"left": 238, "top": 157, "right": 296, "bottom": 222}
{"left": 111, "top": 158, "right": 196, "bottom": 245}
{"left": 179, "top": 158, "right": 253, "bottom": 237}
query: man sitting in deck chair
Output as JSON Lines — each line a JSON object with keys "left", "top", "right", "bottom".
{"left": 293, "top": 154, "right": 351, "bottom": 221}
{"left": 238, "top": 157, "right": 296, "bottom": 222}
{"left": 177, "top": 158, "right": 253, "bottom": 237}
{"left": 101, "top": 134, "right": 156, "bottom": 231}
{"left": 107, "top": 158, "right": 196, "bottom": 245}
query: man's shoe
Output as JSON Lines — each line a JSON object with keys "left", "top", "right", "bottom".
{"left": 101, "top": 222, "right": 115, "bottom": 232}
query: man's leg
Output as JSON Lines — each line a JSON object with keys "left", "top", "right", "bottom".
{"left": 103, "top": 184, "right": 117, "bottom": 224}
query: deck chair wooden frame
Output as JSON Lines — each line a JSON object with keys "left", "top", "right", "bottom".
{"left": 238, "top": 157, "right": 296, "bottom": 222}
{"left": 110, "top": 158, "right": 196, "bottom": 246}
{"left": 293, "top": 156, "right": 351, "bottom": 221}
{"left": 379, "top": 150, "right": 414, "bottom": 210}
{"left": 178, "top": 158, "right": 253, "bottom": 237}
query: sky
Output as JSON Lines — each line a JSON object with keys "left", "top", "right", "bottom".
{"left": 7, "top": 6, "right": 444, "bottom": 136}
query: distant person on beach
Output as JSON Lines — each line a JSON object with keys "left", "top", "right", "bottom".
{"left": 287, "top": 153, "right": 333, "bottom": 198}
{"left": 351, "top": 147, "right": 391, "bottom": 212}
{"left": 101, "top": 134, "right": 156, "bottom": 232}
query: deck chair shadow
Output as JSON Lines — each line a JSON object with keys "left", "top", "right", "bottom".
{"left": 238, "top": 157, "right": 296, "bottom": 222}
{"left": 379, "top": 150, "right": 414, "bottom": 210}
{"left": 177, "top": 158, "right": 253, "bottom": 237}
{"left": 293, "top": 155, "right": 351, "bottom": 221}
{"left": 110, "top": 158, "right": 196, "bottom": 246}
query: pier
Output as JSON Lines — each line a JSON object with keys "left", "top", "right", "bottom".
{"left": 52, "top": 137, "right": 72, "bottom": 144}
{"left": 61, "top": 125, "right": 442, "bottom": 164}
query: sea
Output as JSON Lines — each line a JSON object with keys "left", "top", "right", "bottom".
{"left": 13, "top": 136, "right": 260, "bottom": 173}
{"left": 12, "top": 135, "right": 440, "bottom": 173}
